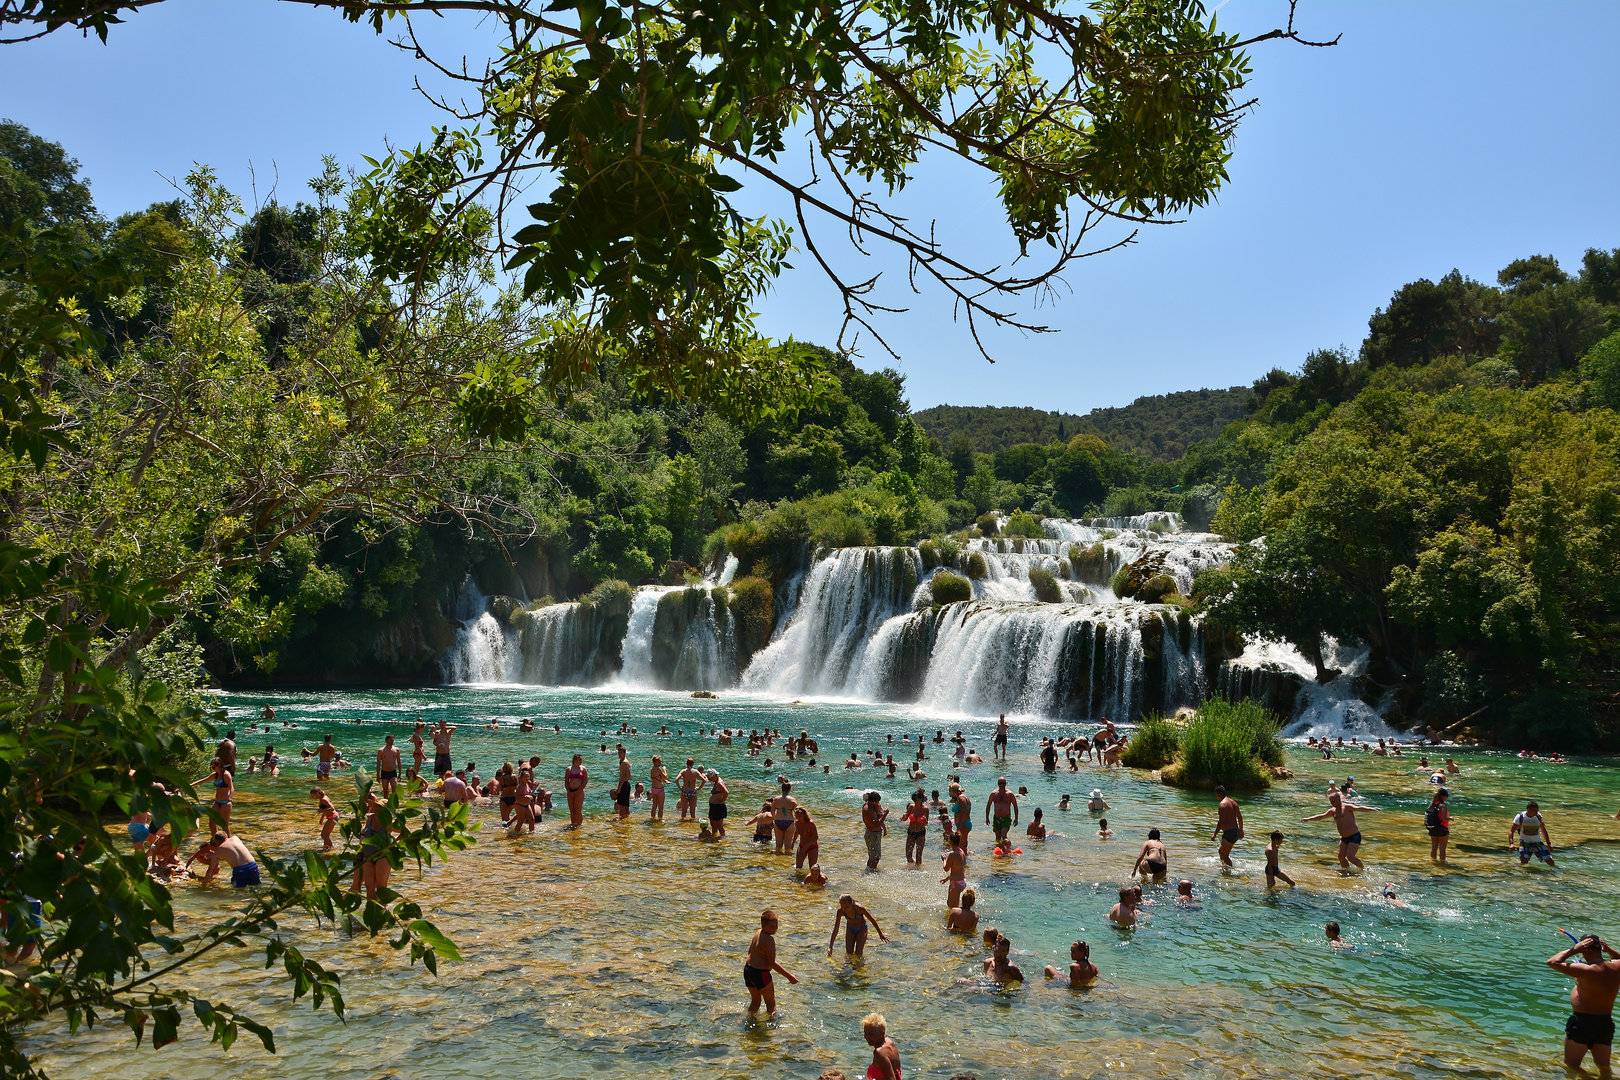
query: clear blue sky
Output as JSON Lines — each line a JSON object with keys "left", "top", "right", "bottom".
{"left": 3, "top": 0, "right": 1616, "bottom": 412}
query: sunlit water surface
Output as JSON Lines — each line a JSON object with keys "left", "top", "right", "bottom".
{"left": 27, "top": 686, "right": 1620, "bottom": 1079}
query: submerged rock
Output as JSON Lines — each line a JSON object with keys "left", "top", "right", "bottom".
{"left": 691, "top": 690, "right": 718, "bottom": 699}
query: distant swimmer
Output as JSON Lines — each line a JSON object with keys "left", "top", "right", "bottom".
{"left": 1326, "top": 921, "right": 1351, "bottom": 949}
{"left": 743, "top": 910, "right": 798, "bottom": 1017}
{"left": 1211, "top": 785, "right": 1244, "bottom": 867}
{"left": 1547, "top": 933, "right": 1620, "bottom": 1077}
{"left": 1131, "top": 828, "right": 1167, "bottom": 878}
{"left": 1301, "top": 791, "right": 1379, "bottom": 871}
{"left": 1087, "top": 789, "right": 1109, "bottom": 811}
{"left": 1264, "top": 831, "right": 1296, "bottom": 887}
{"left": 993, "top": 714, "right": 1010, "bottom": 762}
{"left": 827, "top": 893, "right": 887, "bottom": 958}
{"left": 945, "top": 887, "right": 979, "bottom": 933}
{"left": 1097, "top": 818, "right": 1114, "bottom": 839}
{"left": 1510, "top": 801, "right": 1556, "bottom": 866}
{"left": 1043, "top": 940, "right": 1098, "bottom": 988}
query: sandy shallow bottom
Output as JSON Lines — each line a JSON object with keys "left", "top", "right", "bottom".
{"left": 24, "top": 686, "right": 1620, "bottom": 1079}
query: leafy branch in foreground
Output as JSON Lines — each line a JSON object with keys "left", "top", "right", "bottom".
{"left": 2, "top": 0, "right": 1336, "bottom": 362}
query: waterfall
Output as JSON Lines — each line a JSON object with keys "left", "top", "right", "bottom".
{"left": 618, "top": 586, "right": 672, "bottom": 686}
{"left": 442, "top": 577, "right": 519, "bottom": 683}
{"left": 740, "top": 547, "right": 922, "bottom": 696}
{"left": 1160, "top": 615, "right": 1205, "bottom": 714}
{"left": 1217, "top": 635, "right": 1400, "bottom": 739}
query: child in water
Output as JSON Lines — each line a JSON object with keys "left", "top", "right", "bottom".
{"left": 827, "top": 893, "right": 887, "bottom": 958}
{"left": 1043, "top": 940, "right": 1099, "bottom": 988}
{"left": 1096, "top": 818, "right": 1114, "bottom": 839}
{"left": 1326, "top": 921, "right": 1352, "bottom": 949}
{"left": 1265, "top": 831, "right": 1296, "bottom": 887}
{"left": 801, "top": 865, "right": 828, "bottom": 889}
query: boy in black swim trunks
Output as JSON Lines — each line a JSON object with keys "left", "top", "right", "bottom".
{"left": 744, "top": 910, "right": 798, "bottom": 1016}
{"left": 1264, "top": 831, "right": 1296, "bottom": 887}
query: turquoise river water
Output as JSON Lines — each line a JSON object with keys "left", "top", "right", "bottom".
{"left": 27, "top": 686, "right": 1620, "bottom": 1079}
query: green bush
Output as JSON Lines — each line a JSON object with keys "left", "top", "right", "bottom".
{"left": 1139, "top": 573, "right": 1177, "bottom": 603}
{"left": 1110, "top": 563, "right": 1131, "bottom": 596}
{"left": 1027, "top": 566, "right": 1061, "bottom": 602}
{"left": 965, "top": 551, "right": 988, "bottom": 579}
{"left": 929, "top": 570, "right": 973, "bottom": 605}
{"left": 975, "top": 511, "right": 1001, "bottom": 536}
{"left": 1068, "top": 541, "right": 1110, "bottom": 583}
{"left": 937, "top": 535, "right": 961, "bottom": 565}
{"left": 1120, "top": 716, "right": 1179, "bottom": 769}
{"left": 1003, "top": 510, "right": 1045, "bottom": 538}
{"left": 1167, "top": 699, "right": 1283, "bottom": 790}
{"left": 918, "top": 539, "right": 940, "bottom": 568}
{"left": 728, "top": 576, "right": 776, "bottom": 654}
{"left": 579, "top": 578, "right": 634, "bottom": 614}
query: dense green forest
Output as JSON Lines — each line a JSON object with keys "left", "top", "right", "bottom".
{"left": 914, "top": 386, "right": 1251, "bottom": 461}
{"left": 10, "top": 114, "right": 1617, "bottom": 751}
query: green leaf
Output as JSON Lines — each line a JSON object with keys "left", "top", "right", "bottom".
{"left": 409, "top": 919, "right": 462, "bottom": 962}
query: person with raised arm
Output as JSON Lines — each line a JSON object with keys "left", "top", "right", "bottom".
{"left": 1301, "top": 790, "right": 1379, "bottom": 871}
{"left": 1548, "top": 934, "right": 1620, "bottom": 1077}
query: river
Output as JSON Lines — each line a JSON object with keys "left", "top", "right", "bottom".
{"left": 27, "top": 686, "right": 1620, "bottom": 1079}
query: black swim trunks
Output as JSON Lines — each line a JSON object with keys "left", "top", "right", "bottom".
{"left": 709, "top": 802, "right": 728, "bottom": 821}
{"left": 1566, "top": 1011, "right": 1615, "bottom": 1047}
{"left": 1145, "top": 859, "right": 1167, "bottom": 875}
{"left": 616, "top": 782, "right": 631, "bottom": 807}
{"left": 1222, "top": 828, "right": 1241, "bottom": 844}
{"left": 1426, "top": 826, "right": 1450, "bottom": 837}
{"left": 1342, "top": 831, "right": 1363, "bottom": 846}
{"left": 380, "top": 770, "right": 398, "bottom": 781}
{"left": 743, "top": 963, "right": 771, "bottom": 989}
{"left": 434, "top": 752, "right": 452, "bottom": 776}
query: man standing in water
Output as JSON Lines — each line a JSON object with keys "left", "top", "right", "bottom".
{"left": 614, "top": 744, "right": 633, "bottom": 820}
{"left": 772, "top": 782, "right": 799, "bottom": 854}
{"left": 993, "top": 714, "right": 1010, "bottom": 762}
{"left": 1301, "top": 790, "right": 1379, "bottom": 871}
{"left": 1211, "top": 785, "right": 1245, "bottom": 867}
{"left": 376, "top": 734, "right": 403, "bottom": 798}
{"left": 315, "top": 735, "right": 339, "bottom": 780}
{"left": 985, "top": 777, "right": 1019, "bottom": 848}
{"left": 706, "top": 770, "right": 730, "bottom": 837}
{"left": 217, "top": 730, "right": 238, "bottom": 775}
{"left": 1547, "top": 934, "right": 1620, "bottom": 1077}
{"left": 676, "top": 758, "right": 705, "bottom": 822}
{"left": 743, "top": 910, "right": 797, "bottom": 1017}
{"left": 431, "top": 719, "right": 457, "bottom": 779}
{"left": 862, "top": 791, "right": 890, "bottom": 870}
{"left": 1510, "top": 801, "right": 1557, "bottom": 866}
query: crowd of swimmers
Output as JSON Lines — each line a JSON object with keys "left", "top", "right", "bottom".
{"left": 145, "top": 704, "right": 1620, "bottom": 1078}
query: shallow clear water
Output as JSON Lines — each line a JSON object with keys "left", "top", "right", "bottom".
{"left": 29, "top": 687, "right": 1620, "bottom": 1079}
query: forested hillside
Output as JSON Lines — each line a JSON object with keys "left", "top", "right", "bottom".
{"left": 914, "top": 385, "right": 1250, "bottom": 460}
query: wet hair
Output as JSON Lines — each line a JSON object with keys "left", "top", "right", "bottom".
{"left": 838, "top": 892, "right": 855, "bottom": 906}
{"left": 1118, "top": 886, "right": 1133, "bottom": 901}
{"left": 1214, "top": 785, "right": 1226, "bottom": 796}
{"left": 210, "top": 832, "right": 227, "bottom": 845}
{"left": 1098, "top": 818, "right": 1108, "bottom": 828}
{"left": 1270, "top": 830, "right": 1284, "bottom": 840}
{"left": 866, "top": 791, "right": 882, "bottom": 803}
{"left": 1032, "top": 808, "right": 1043, "bottom": 818}
{"left": 961, "top": 888, "right": 976, "bottom": 908}
{"left": 1072, "top": 940, "right": 1090, "bottom": 958}
{"left": 1325, "top": 921, "right": 1340, "bottom": 936}
{"left": 1147, "top": 828, "right": 1161, "bottom": 840}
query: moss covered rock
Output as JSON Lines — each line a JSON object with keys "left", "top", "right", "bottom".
{"left": 1028, "top": 566, "right": 1062, "bottom": 603}
{"left": 930, "top": 570, "right": 973, "bottom": 605}
{"left": 965, "top": 551, "right": 988, "bottom": 580}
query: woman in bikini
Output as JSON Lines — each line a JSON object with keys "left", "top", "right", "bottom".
{"left": 752, "top": 802, "right": 776, "bottom": 843}
{"left": 564, "top": 754, "right": 588, "bottom": 828}
{"left": 793, "top": 806, "right": 820, "bottom": 870}
{"left": 311, "top": 787, "right": 338, "bottom": 851}
{"left": 209, "top": 758, "right": 234, "bottom": 835}
{"left": 513, "top": 766, "right": 538, "bottom": 834}
{"left": 648, "top": 755, "right": 668, "bottom": 822}
{"left": 497, "top": 763, "right": 519, "bottom": 827}
{"left": 902, "top": 790, "right": 930, "bottom": 865}
{"left": 941, "top": 831, "right": 968, "bottom": 908}
{"left": 828, "top": 893, "right": 887, "bottom": 958}
{"left": 353, "top": 790, "right": 395, "bottom": 901}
